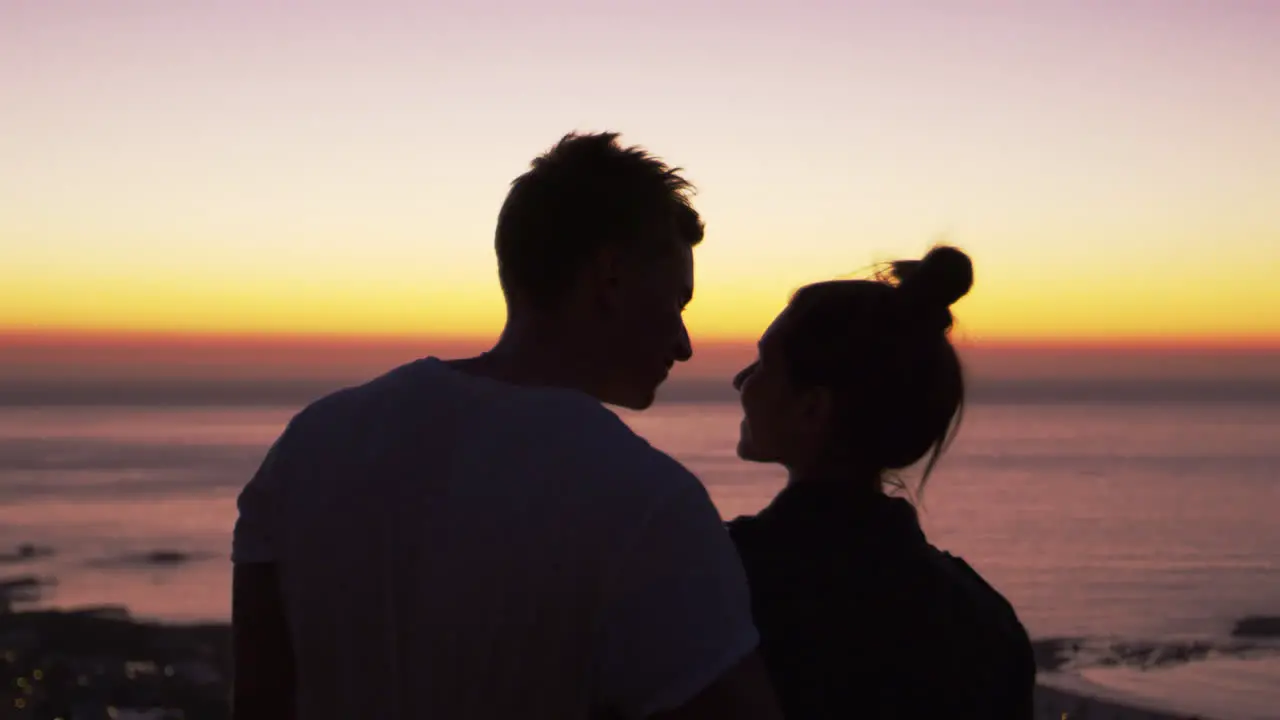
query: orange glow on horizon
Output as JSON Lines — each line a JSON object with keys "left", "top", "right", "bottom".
{"left": 4, "top": 328, "right": 1278, "bottom": 391}
{"left": 3, "top": 327, "right": 1278, "bottom": 352}
{"left": 6, "top": 241, "right": 1278, "bottom": 346}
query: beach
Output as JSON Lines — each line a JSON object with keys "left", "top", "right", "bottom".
{"left": 1035, "top": 684, "right": 1204, "bottom": 720}
{"left": 0, "top": 607, "right": 1256, "bottom": 719}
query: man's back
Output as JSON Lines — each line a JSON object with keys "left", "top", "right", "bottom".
{"left": 233, "top": 358, "right": 760, "bottom": 719}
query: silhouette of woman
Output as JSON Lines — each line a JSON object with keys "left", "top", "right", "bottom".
{"left": 729, "top": 245, "right": 1036, "bottom": 719}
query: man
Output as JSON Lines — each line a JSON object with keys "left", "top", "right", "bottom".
{"left": 232, "top": 132, "right": 782, "bottom": 719}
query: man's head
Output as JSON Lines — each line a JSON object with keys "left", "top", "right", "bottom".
{"left": 495, "top": 132, "right": 702, "bottom": 409}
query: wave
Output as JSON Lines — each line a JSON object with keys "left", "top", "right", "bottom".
{"left": 1032, "top": 630, "right": 1280, "bottom": 674}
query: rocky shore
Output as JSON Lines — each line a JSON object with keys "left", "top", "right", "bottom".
{"left": 3, "top": 600, "right": 1272, "bottom": 718}
{"left": 0, "top": 608, "right": 229, "bottom": 719}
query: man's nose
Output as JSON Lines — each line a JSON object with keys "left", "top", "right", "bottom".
{"left": 732, "top": 362, "right": 756, "bottom": 391}
{"left": 673, "top": 321, "right": 693, "bottom": 363}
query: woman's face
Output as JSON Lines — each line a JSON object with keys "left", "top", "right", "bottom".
{"left": 734, "top": 309, "right": 826, "bottom": 466}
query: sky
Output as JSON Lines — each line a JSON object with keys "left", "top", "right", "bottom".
{"left": 3, "top": 0, "right": 1279, "bottom": 355}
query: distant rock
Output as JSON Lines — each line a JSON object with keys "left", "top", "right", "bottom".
{"left": 1030, "top": 634, "right": 1272, "bottom": 673}
{"left": 86, "top": 550, "right": 213, "bottom": 569}
{"left": 0, "top": 543, "right": 54, "bottom": 564}
{"left": 140, "top": 550, "right": 199, "bottom": 566}
{"left": 1232, "top": 615, "right": 1280, "bottom": 639}
{"left": 1029, "top": 637, "right": 1079, "bottom": 672}
{"left": 0, "top": 574, "right": 55, "bottom": 593}
{"left": 0, "top": 574, "right": 56, "bottom": 611}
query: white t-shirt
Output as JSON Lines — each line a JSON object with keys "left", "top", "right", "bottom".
{"left": 232, "top": 358, "right": 758, "bottom": 720}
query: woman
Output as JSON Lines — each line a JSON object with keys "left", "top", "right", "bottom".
{"left": 728, "top": 246, "right": 1036, "bottom": 719}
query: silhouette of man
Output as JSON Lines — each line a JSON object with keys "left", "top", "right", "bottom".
{"left": 231, "top": 132, "right": 781, "bottom": 720}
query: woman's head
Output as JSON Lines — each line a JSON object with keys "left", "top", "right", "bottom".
{"left": 733, "top": 245, "right": 974, "bottom": 495}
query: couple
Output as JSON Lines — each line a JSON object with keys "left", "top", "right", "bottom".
{"left": 231, "top": 132, "right": 1035, "bottom": 719}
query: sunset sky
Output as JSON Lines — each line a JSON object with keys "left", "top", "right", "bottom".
{"left": 3, "top": 1, "right": 1278, "bottom": 355}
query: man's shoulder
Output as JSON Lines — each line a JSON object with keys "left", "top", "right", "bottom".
{"left": 497, "top": 399, "right": 704, "bottom": 508}
{"left": 573, "top": 415, "right": 698, "bottom": 481}
{"left": 278, "top": 360, "right": 704, "bottom": 495}
{"left": 291, "top": 358, "right": 443, "bottom": 419}
{"left": 262, "top": 360, "right": 439, "bottom": 460}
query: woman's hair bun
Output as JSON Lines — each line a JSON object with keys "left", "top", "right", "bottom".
{"left": 890, "top": 245, "right": 973, "bottom": 334}
{"left": 892, "top": 245, "right": 973, "bottom": 308}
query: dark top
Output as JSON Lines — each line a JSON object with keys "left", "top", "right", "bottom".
{"left": 728, "top": 481, "right": 1036, "bottom": 720}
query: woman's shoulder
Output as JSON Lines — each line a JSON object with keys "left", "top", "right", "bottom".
{"left": 724, "top": 513, "right": 757, "bottom": 536}
{"left": 930, "top": 548, "right": 1018, "bottom": 610}
{"left": 927, "top": 547, "right": 1035, "bottom": 656}
{"left": 724, "top": 513, "right": 770, "bottom": 561}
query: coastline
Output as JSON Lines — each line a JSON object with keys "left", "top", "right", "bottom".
{"left": 0, "top": 608, "right": 1235, "bottom": 719}
{"left": 1034, "top": 682, "right": 1206, "bottom": 720}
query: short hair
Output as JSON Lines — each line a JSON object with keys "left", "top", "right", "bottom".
{"left": 495, "top": 132, "right": 703, "bottom": 310}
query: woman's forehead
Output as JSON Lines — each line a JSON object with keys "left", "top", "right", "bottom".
{"left": 759, "top": 309, "right": 793, "bottom": 351}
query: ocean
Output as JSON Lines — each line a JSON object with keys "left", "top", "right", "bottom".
{"left": 1, "top": 397, "right": 1278, "bottom": 719}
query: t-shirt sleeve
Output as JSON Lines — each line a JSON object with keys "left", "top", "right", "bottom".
{"left": 231, "top": 437, "right": 285, "bottom": 565}
{"left": 594, "top": 470, "right": 760, "bottom": 719}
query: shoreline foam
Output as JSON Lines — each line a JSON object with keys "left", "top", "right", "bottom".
{"left": 1035, "top": 681, "right": 1209, "bottom": 720}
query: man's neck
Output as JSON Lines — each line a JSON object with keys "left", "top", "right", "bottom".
{"left": 446, "top": 320, "right": 601, "bottom": 398}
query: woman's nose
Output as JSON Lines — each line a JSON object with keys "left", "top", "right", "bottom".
{"left": 732, "top": 362, "right": 756, "bottom": 391}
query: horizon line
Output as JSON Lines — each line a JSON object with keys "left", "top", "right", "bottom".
{"left": 3, "top": 328, "right": 1280, "bottom": 352}
{"left": 4, "top": 375, "right": 1280, "bottom": 409}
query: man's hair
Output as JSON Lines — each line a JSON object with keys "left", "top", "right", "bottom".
{"left": 495, "top": 132, "right": 704, "bottom": 310}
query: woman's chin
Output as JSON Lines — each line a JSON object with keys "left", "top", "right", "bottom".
{"left": 738, "top": 420, "right": 771, "bottom": 462}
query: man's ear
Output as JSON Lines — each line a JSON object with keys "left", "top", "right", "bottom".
{"left": 587, "top": 245, "right": 624, "bottom": 314}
